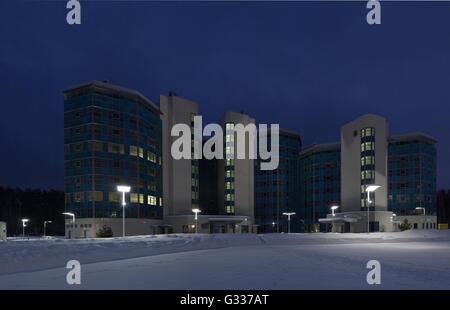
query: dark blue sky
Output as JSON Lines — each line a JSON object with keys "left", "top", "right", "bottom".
{"left": 1, "top": 1, "right": 450, "bottom": 190}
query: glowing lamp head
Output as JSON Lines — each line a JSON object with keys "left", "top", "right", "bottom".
{"left": 366, "top": 185, "right": 381, "bottom": 193}
{"left": 117, "top": 185, "right": 131, "bottom": 193}
{"left": 192, "top": 208, "right": 201, "bottom": 214}
{"left": 282, "top": 212, "right": 296, "bottom": 216}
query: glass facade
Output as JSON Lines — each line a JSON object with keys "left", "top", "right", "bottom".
{"left": 64, "top": 82, "right": 163, "bottom": 220}
{"left": 255, "top": 130, "right": 301, "bottom": 233}
{"left": 224, "top": 123, "right": 235, "bottom": 214}
{"left": 191, "top": 113, "right": 199, "bottom": 205}
{"left": 360, "top": 127, "right": 376, "bottom": 210}
{"left": 298, "top": 143, "right": 341, "bottom": 232}
{"left": 388, "top": 135, "right": 437, "bottom": 215}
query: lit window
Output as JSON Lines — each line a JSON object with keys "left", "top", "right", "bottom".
{"left": 225, "top": 123, "right": 235, "bottom": 130}
{"left": 108, "top": 143, "right": 124, "bottom": 154}
{"left": 147, "top": 195, "right": 157, "bottom": 205}
{"left": 130, "top": 193, "right": 138, "bottom": 203}
{"left": 88, "top": 191, "right": 103, "bottom": 202}
{"left": 130, "top": 146, "right": 138, "bottom": 156}
{"left": 109, "top": 192, "right": 120, "bottom": 202}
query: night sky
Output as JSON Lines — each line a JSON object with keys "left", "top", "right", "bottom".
{"left": 1, "top": 1, "right": 450, "bottom": 190}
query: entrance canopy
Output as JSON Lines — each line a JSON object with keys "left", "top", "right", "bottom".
{"left": 207, "top": 217, "right": 248, "bottom": 224}
{"left": 318, "top": 217, "right": 357, "bottom": 223}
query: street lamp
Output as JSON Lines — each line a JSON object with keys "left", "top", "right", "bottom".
{"left": 415, "top": 207, "right": 425, "bottom": 216}
{"left": 62, "top": 212, "right": 75, "bottom": 224}
{"left": 21, "top": 219, "right": 29, "bottom": 238}
{"left": 117, "top": 185, "right": 131, "bottom": 237}
{"left": 192, "top": 208, "right": 201, "bottom": 233}
{"left": 282, "top": 212, "right": 296, "bottom": 233}
{"left": 366, "top": 185, "right": 381, "bottom": 233}
{"left": 331, "top": 205, "right": 339, "bottom": 217}
{"left": 44, "top": 220, "right": 52, "bottom": 237}
{"left": 416, "top": 207, "right": 426, "bottom": 230}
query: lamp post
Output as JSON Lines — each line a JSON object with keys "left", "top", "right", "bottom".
{"left": 282, "top": 212, "right": 296, "bottom": 233}
{"left": 416, "top": 207, "right": 426, "bottom": 229}
{"left": 21, "top": 219, "right": 29, "bottom": 238}
{"left": 192, "top": 208, "right": 201, "bottom": 233}
{"left": 366, "top": 185, "right": 381, "bottom": 233}
{"left": 117, "top": 185, "right": 131, "bottom": 237}
{"left": 43, "top": 220, "right": 52, "bottom": 237}
{"left": 331, "top": 205, "right": 339, "bottom": 217}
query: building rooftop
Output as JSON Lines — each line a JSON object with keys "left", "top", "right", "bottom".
{"left": 63, "top": 80, "right": 161, "bottom": 114}
{"left": 258, "top": 127, "right": 300, "bottom": 138}
{"left": 388, "top": 132, "right": 437, "bottom": 145}
{"left": 299, "top": 142, "right": 341, "bottom": 156}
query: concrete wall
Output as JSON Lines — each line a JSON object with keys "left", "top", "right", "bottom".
{"left": 65, "top": 218, "right": 164, "bottom": 238}
{"left": 325, "top": 211, "right": 396, "bottom": 233}
{"left": 64, "top": 216, "right": 257, "bottom": 238}
{"left": 165, "top": 215, "right": 256, "bottom": 233}
{"left": 0, "top": 222, "right": 6, "bottom": 241}
{"left": 395, "top": 215, "right": 437, "bottom": 230}
{"left": 160, "top": 94, "right": 199, "bottom": 216}
{"left": 341, "top": 114, "right": 389, "bottom": 212}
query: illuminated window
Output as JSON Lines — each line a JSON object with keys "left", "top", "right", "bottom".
{"left": 139, "top": 147, "right": 144, "bottom": 158}
{"left": 139, "top": 194, "right": 144, "bottom": 204}
{"left": 130, "top": 145, "right": 138, "bottom": 156}
{"left": 361, "top": 127, "right": 375, "bottom": 138}
{"left": 130, "top": 193, "right": 138, "bottom": 203}
{"left": 226, "top": 134, "right": 234, "bottom": 143}
{"left": 108, "top": 143, "right": 124, "bottom": 154}
{"left": 88, "top": 191, "right": 103, "bottom": 202}
{"left": 361, "top": 156, "right": 374, "bottom": 166}
{"left": 147, "top": 152, "right": 156, "bottom": 163}
{"left": 159, "top": 197, "right": 163, "bottom": 207}
{"left": 148, "top": 195, "right": 157, "bottom": 206}
{"left": 109, "top": 192, "right": 120, "bottom": 202}
{"left": 225, "top": 123, "right": 235, "bottom": 130}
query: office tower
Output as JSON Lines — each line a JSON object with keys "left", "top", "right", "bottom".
{"left": 341, "top": 114, "right": 389, "bottom": 213}
{"left": 298, "top": 142, "right": 341, "bottom": 232}
{"left": 388, "top": 133, "right": 437, "bottom": 215}
{"left": 63, "top": 80, "right": 163, "bottom": 237}
{"left": 159, "top": 92, "right": 199, "bottom": 218}
{"left": 217, "top": 111, "right": 255, "bottom": 217}
{"left": 199, "top": 138, "right": 218, "bottom": 215}
{"left": 255, "top": 129, "right": 302, "bottom": 233}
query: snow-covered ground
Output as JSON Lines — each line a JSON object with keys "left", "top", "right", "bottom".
{"left": 1, "top": 230, "right": 450, "bottom": 289}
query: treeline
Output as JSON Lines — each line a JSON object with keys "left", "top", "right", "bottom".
{"left": 0, "top": 187, "right": 65, "bottom": 236}
{"left": 437, "top": 189, "right": 450, "bottom": 225}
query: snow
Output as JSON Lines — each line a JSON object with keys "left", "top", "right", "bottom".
{"left": 1, "top": 230, "right": 450, "bottom": 289}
